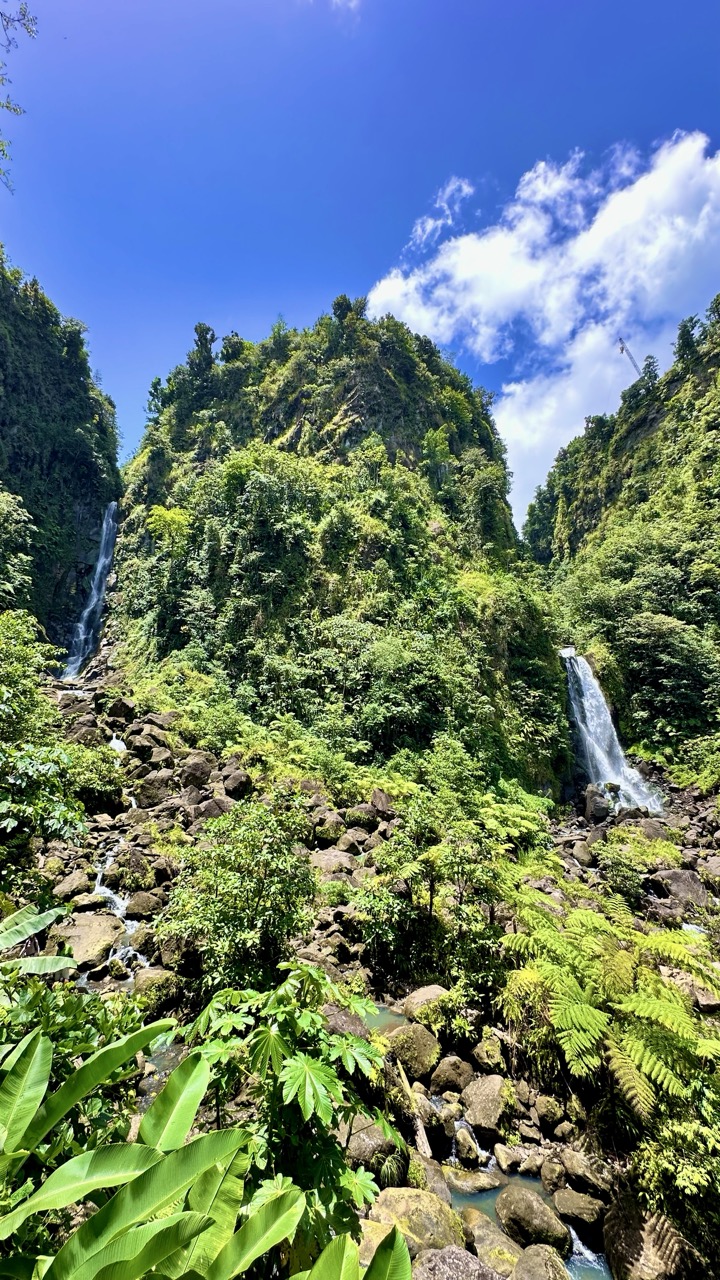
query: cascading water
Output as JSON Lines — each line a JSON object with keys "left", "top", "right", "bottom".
{"left": 63, "top": 501, "right": 118, "bottom": 680}
{"left": 561, "top": 647, "right": 661, "bottom": 814}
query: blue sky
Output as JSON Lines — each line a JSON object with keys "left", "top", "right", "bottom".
{"left": 3, "top": 0, "right": 720, "bottom": 519}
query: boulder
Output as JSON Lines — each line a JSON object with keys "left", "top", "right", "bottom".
{"left": 368, "top": 1188, "right": 464, "bottom": 1259}
{"left": 125, "top": 891, "right": 162, "bottom": 919}
{"left": 345, "top": 802, "right": 379, "bottom": 831}
{"left": 411, "top": 1246, "right": 493, "bottom": 1280}
{"left": 343, "top": 1116, "right": 399, "bottom": 1173}
{"left": 180, "top": 753, "right": 214, "bottom": 788}
{"left": 53, "top": 870, "right": 92, "bottom": 900}
{"left": 494, "top": 1143, "right": 524, "bottom": 1175}
{"left": 222, "top": 769, "right": 251, "bottom": 799}
{"left": 460, "top": 1209, "right": 523, "bottom": 1278}
{"left": 460, "top": 1075, "right": 510, "bottom": 1145}
{"left": 585, "top": 785, "right": 610, "bottom": 823}
{"left": 640, "top": 818, "right": 668, "bottom": 842}
{"left": 371, "top": 787, "right": 395, "bottom": 817}
{"left": 387, "top": 1023, "right": 441, "bottom": 1080}
{"left": 648, "top": 869, "right": 708, "bottom": 908}
{"left": 405, "top": 986, "right": 449, "bottom": 1021}
{"left": 430, "top": 1056, "right": 475, "bottom": 1095}
{"left": 322, "top": 1002, "right": 368, "bottom": 1039}
{"left": 495, "top": 1184, "right": 571, "bottom": 1257}
{"left": 310, "top": 848, "right": 357, "bottom": 878}
{"left": 47, "top": 912, "right": 124, "bottom": 970}
{"left": 572, "top": 841, "right": 595, "bottom": 867}
{"left": 471, "top": 1029, "right": 505, "bottom": 1073}
{"left": 359, "top": 1221, "right": 393, "bottom": 1267}
{"left": 535, "top": 1094, "right": 564, "bottom": 1130}
{"left": 133, "top": 965, "right": 179, "bottom": 1007}
{"left": 442, "top": 1167, "right": 507, "bottom": 1195}
{"left": 314, "top": 811, "right": 346, "bottom": 846}
{"left": 560, "top": 1148, "right": 612, "bottom": 1199}
{"left": 553, "top": 1187, "right": 605, "bottom": 1249}
{"left": 540, "top": 1159, "right": 566, "bottom": 1195}
{"left": 511, "top": 1245, "right": 568, "bottom": 1280}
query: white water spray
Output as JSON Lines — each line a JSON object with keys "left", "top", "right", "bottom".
{"left": 63, "top": 502, "right": 118, "bottom": 679}
{"left": 561, "top": 648, "right": 661, "bottom": 813}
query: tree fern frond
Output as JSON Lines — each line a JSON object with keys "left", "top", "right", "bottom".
{"left": 621, "top": 1029, "right": 687, "bottom": 1098}
{"left": 606, "top": 1036, "right": 656, "bottom": 1119}
{"left": 615, "top": 994, "right": 696, "bottom": 1040}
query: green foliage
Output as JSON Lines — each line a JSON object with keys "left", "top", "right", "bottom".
{"left": 0, "top": 903, "right": 75, "bottom": 977}
{"left": 525, "top": 298, "right": 720, "bottom": 765}
{"left": 187, "top": 965, "right": 396, "bottom": 1266}
{"left": 156, "top": 794, "right": 316, "bottom": 989}
{"left": 0, "top": 249, "right": 120, "bottom": 633}
{"left": 117, "top": 306, "right": 567, "bottom": 796}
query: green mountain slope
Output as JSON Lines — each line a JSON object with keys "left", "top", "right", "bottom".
{"left": 116, "top": 299, "right": 568, "bottom": 794}
{"left": 525, "top": 301, "right": 720, "bottom": 779}
{"left": 0, "top": 250, "right": 120, "bottom": 637}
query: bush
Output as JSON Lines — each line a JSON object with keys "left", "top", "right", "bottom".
{"left": 157, "top": 793, "right": 316, "bottom": 989}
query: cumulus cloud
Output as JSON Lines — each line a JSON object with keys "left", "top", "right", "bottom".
{"left": 368, "top": 131, "right": 720, "bottom": 523}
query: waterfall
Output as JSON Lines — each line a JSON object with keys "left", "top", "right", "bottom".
{"left": 63, "top": 502, "right": 118, "bottom": 680}
{"left": 561, "top": 647, "right": 661, "bottom": 813}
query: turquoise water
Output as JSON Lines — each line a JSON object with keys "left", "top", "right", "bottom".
{"left": 450, "top": 1173, "right": 612, "bottom": 1280}
{"left": 365, "top": 1003, "right": 410, "bottom": 1035}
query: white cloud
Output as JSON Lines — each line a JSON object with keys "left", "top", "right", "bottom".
{"left": 367, "top": 131, "right": 720, "bottom": 523}
{"left": 409, "top": 176, "right": 475, "bottom": 249}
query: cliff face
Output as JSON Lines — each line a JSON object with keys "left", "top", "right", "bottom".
{"left": 0, "top": 251, "right": 121, "bottom": 642}
{"left": 525, "top": 302, "right": 720, "bottom": 758}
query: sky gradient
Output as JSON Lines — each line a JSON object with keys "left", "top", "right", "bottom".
{"left": 3, "top": 0, "right": 720, "bottom": 519}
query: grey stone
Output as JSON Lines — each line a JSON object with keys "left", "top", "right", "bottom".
{"left": 553, "top": 1188, "right": 605, "bottom": 1248}
{"left": 368, "top": 1188, "right": 465, "bottom": 1259}
{"left": 430, "top": 1056, "right": 475, "bottom": 1095}
{"left": 461, "top": 1075, "right": 510, "bottom": 1145}
{"left": 648, "top": 868, "right": 708, "bottom": 908}
{"left": 53, "top": 870, "right": 92, "bottom": 900}
{"left": 460, "top": 1209, "right": 523, "bottom": 1278}
{"left": 495, "top": 1184, "right": 571, "bottom": 1256}
{"left": 512, "top": 1245, "right": 568, "bottom": 1280}
{"left": 47, "top": 912, "right": 124, "bottom": 970}
{"left": 412, "top": 1246, "right": 493, "bottom": 1280}
{"left": 560, "top": 1148, "right": 612, "bottom": 1198}
{"left": 404, "top": 985, "right": 449, "bottom": 1020}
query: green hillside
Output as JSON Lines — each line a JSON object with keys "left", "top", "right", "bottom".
{"left": 525, "top": 301, "right": 720, "bottom": 784}
{"left": 0, "top": 251, "right": 120, "bottom": 637}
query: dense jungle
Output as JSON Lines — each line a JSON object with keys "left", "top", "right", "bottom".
{"left": 1, "top": 243, "right": 720, "bottom": 1280}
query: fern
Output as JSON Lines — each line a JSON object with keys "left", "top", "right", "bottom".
{"left": 616, "top": 994, "right": 697, "bottom": 1040}
{"left": 606, "top": 1035, "right": 656, "bottom": 1119}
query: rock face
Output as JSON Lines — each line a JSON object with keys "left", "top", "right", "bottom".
{"left": 387, "top": 1023, "right": 441, "bottom": 1081}
{"left": 511, "top": 1244, "right": 568, "bottom": 1280}
{"left": 412, "top": 1246, "right": 495, "bottom": 1280}
{"left": 460, "top": 1074, "right": 509, "bottom": 1145}
{"left": 47, "top": 912, "right": 124, "bottom": 969}
{"left": 368, "top": 1188, "right": 464, "bottom": 1259}
{"left": 460, "top": 1208, "right": 523, "bottom": 1278}
{"left": 495, "top": 1184, "right": 571, "bottom": 1257}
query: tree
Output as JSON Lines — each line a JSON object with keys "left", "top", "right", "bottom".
{"left": 0, "top": 4, "right": 36, "bottom": 185}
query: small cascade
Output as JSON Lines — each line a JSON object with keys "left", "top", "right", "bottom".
{"left": 87, "top": 847, "right": 150, "bottom": 979}
{"left": 561, "top": 647, "right": 661, "bottom": 814}
{"left": 63, "top": 501, "right": 119, "bottom": 680}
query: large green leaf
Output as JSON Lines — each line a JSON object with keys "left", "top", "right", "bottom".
{"left": 138, "top": 1050, "right": 210, "bottom": 1151}
{"left": 74, "top": 1212, "right": 209, "bottom": 1280}
{"left": 0, "top": 1030, "right": 52, "bottom": 1155}
{"left": 6, "top": 956, "right": 78, "bottom": 976}
{"left": 306, "top": 1235, "right": 360, "bottom": 1280}
{"left": 0, "top": 1144, "right": 163, "bottom": 1240}
{"left": 0, "top": 905, "right": 66, "bottom": 950}
{"left": 280, "top": 1053, "right": 340, "bottom": 1125}
{"left": 45, "top": 1129, "right": 248, "bottom": 1280}
{"left": 205, "top": 1187, "right": 306, "bottom": 1280}
{"left": 363, "top": 1227, "right": 411, "bottom": 1280}
{"left": 22, "top": 1020, "right": 174, "bottom": 1154}
{"left": 160, "top": 1150, "right": 248, "bottom": 1279}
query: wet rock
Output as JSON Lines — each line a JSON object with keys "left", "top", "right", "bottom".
{"left": 461, "top": 1075, "right": 511, "bottom": 1146}
{"left": 412, "top": 1246, "right": 493, "bottom": 1279}
{"left": 454, "top": 1125, "right": 481, "bottom": 1167}
{"left": 71, "top": 893, "right": 108, "bottom": 912}
{"left": 495, "top": 1184, "right": 571, "bottom": 1257}
{"left": 512, "top": 1245, "right": 568, "bottom": 1280}
{"left": 430, "top": 1056, "right": 475, "bottom": 1095}
{"left": 387, "top": 1023, "right": 441, "bottom": 1081}
{"left": 572, "top": 841, "right": 595, "bottom": 867}
{"left": 53, "top": 869, "right": 92, "bottom": 900}
{"left": 47, "top": 912, "right": 124, "bottom": 969}
{"left": 404, "top": 985, "right": 449, "bottom": 1020}
{"left": 460, "top": 1209, "right": 523, "bottom": 1278}
{"left": 368, "top": 1188, "right": 464, "bottom": 1259}
{"left": 553, "top": 1187, "right": 605, "bottom": 1249}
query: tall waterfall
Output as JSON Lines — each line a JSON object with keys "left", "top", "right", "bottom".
{"left": 63, "top": 502, "right": 118, "bottom": 680}
{"left": 561, "top": 647, "right": 661, "bottom": 813}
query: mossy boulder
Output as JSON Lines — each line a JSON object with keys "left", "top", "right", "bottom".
{"left": 369, "top": 1188, "right": 464, "bottom": 1259}
{"left": 460, "top": 1208, "right": 523, "bottom": 1278}
{"left": 387, "top": 1022, "right": 441, "bottom": 1081}
{"left": 495, "top": 1184, "right": 571, "bottom": 1257}
{"left": 512, "top": 1245, "right": 568, "bottom": 1280}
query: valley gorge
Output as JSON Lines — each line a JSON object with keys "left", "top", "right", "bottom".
{"left": 2, "top": 268, "right": 720, "bottom": 1280}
